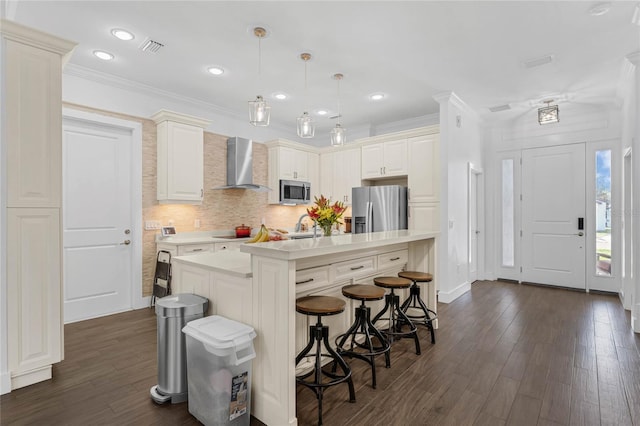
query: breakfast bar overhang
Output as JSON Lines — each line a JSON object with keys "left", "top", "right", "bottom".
{"left": 240, "top": 230, "right": 438, "bottom": 426}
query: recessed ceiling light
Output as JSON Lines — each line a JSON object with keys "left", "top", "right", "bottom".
{"left": 93, "top": 50, "right": 114, "bottom": 61}
{"left": 273, "top": 93, "right": 288, "bottom": 100}
{"left": 316, "top": 110, "right": 328, "bottom": 116}
{"left": 207, "top": 67, "right": 224, "bottom": 75}
{"left": 589, "top": 2, "right": 611, "bottom": 16}
{"left": 369, "top": 93, "right": 386, "bottom": 101}
{"left": 111, "top": 28, "right": 134, "bottom": 41}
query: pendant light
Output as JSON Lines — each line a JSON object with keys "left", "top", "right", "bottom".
{"left": 538, "top": 99, "right": 559, "bottom": 125}
{"left": 330, "top": 73, "right": 346, "bottom": 146}
{"left": 297, "top": 53, "right": 315, "bottom": 138}
{"left": 249, "top": 27, "right": 270, "bottom": 126}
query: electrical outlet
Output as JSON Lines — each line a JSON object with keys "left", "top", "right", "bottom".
{"left": 194, "top": 219, "right": 201, "bottom": 228}
{"left": 145, "top": 220, "right": 161, "bottom": 230}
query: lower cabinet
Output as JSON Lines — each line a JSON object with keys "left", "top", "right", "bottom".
{"left": 7, "top": 208, "right": 62, "bottom": 389}
{"left": 408, "top": 202, "right": 440, "bottom": 232}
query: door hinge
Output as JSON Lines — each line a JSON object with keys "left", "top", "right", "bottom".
{"left": 520, "top": 230, "right": 523, "bottom": 237}
{"left": 520, "top": 194, "right": 522, "bottom": 201}
{"left": 520, "top": 266, "right": 523, "bottom": 273}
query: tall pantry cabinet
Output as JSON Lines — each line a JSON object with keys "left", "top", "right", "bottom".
{"left": 1, "top": 20, "right": 76, "bottom": 390}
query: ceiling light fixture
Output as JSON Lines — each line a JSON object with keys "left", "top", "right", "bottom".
{"left": 93, "top": 50, "right": 114, "bottom": 61}
{"left": 589, "top": 2, "right": 611, "bottom": 16}
{"left": 538, "top": 100, "right": 559, "bottom": 125}
{"left": 273, "top": 93, "right": 288, "bottom": 100}
{"left": 369, "top": 93, "right": 385, "bottom": 101}
{"left": 207, "top": 66, "right": 224, "bottom": 75}
{"left": 297, "top": 52, "right": 315, "bottom": 139}
{"left": 330, "top": 73, "right": 346, "bottom": 146}
{"left": 248, "top": 27, "right": 270, "bottom": 127}
{"left": 316, "top": 110, "right": 328, "bottom": 116}
{"left": 111, "top": 28, "right": 134, "bottom": 41}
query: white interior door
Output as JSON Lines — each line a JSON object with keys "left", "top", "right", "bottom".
{"left": 469, "top": 167, "right": 479, "bottom": 283}
{"left": 63, "top": 119, "right": 133, "bottom": 323}
{"left": 521, "top": 144, "right": 586, "bottom": 289}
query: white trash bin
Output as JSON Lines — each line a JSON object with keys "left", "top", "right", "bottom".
{"left": 182, "top": 315, "right": 257, "bottom": 426}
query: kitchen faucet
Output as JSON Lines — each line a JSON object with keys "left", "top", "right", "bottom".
{"left": 295, "top": 213, "right": 308, "bottom": 232}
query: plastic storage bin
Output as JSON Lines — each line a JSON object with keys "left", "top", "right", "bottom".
{"left": 182, "top": 315, "right": 257, "bottom": 426}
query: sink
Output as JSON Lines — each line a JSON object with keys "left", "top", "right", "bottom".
{"left": 287, "top": 232, "right": 318, "bottom": 240}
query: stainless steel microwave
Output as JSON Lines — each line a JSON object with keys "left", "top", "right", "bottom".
{"left": 280, "top": 179, "right": 311, "bottom": 205}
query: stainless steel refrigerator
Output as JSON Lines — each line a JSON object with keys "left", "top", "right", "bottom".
{"left": 352, "top": 185, "right": 408, "bottom": 234}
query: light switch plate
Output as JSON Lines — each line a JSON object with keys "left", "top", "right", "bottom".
{"left": 145, "top": 220, "right": 161, "bottom": 230}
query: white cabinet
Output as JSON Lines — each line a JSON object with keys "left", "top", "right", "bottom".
{"left": 2, "top": 20, "right": 76, "bottom": 391}
{"left": 409, "top": 203, "right": 440, "bottom": 232}
{"left": 266, "top": 140, "right": 320, "bottom": 205}
{"left": 214, "top": 241, "right": 243, "bottom": 252}
{"left": 361, "top": 139, "right": 408, "bottom": 179}
{"left": 320, "top": 147, "right": 361, "bottom": 205}
{"left": 408, "top": 134, "right": 440, "bottom": 203}
{"left": 152, "top": 110, "right": 210, "bottom": 204}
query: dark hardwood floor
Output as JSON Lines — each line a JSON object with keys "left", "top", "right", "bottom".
{"left": 2, "top": 280, "right": 639, "bottom": 425}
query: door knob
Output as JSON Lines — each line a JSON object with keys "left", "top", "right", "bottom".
{"left": 120, "top": 239, "right": 131, "bottom": 245}
{"left": 124, "top": 229, "right": 131, "bottom": 234}
{"left": 575, "top": 232, "right": 584, "bottom": 237}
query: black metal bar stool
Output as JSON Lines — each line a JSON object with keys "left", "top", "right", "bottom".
{"left": 295, "top": 295, "right": 356, "bottom": 425}
{"left": 334, "top": 284, "right": 391, "bottom": 389}
{"left": 398, "top": 271, "right": 437, "bottom": 344}
{"left": 371, "top": 276, "right": 420, "bottom": 355}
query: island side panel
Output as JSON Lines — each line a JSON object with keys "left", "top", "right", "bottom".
{"left": 408, "top": 237, "right": 438, "bottom": 328}
{"left": 250, "top": 255, "right": 298, "bottom": 426}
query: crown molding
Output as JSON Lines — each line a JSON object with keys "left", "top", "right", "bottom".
{"left": 432, "top": 91, "right": 478, "bottom": 119}
{"left": 371, "top": 113, "right": 439, "bottom": 136}
{"left": 1, "top": 18, "right": 76, "bottom": 57}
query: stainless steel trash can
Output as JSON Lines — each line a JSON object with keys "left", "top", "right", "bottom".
{"left": 150, "top": 293, "right": 208, "bottom": 404}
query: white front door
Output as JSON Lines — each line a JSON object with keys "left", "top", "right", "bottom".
{"left": 521, "top": 144, "right": 586, "bottom": 289}
{"left": 62, "top": 118, "right": 133, "bottom": 323}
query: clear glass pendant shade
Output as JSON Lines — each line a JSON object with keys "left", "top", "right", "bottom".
{"left": 330, "top": 124, "right": 346, "bottom": 146}
{"left": 297, "top": 112, "right": 315, "bottom": 138}
{"left": 249, "top": 95, "right": 270, "bottom": 126}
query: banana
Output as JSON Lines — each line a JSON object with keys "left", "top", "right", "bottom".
{"left": 258, "top": 225, "right": 270, "bottom": 242}
{"left": 247, "top": 226, "right": 265, "bottom": 243}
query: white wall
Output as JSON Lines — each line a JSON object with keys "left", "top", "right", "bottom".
{"left": 434, "top": 92, "right": 484, "bottom": 303}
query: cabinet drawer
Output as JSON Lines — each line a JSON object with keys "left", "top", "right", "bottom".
{"left": 295, "top": 266, "right": 330, "bottom": 295}
{"left": 177, "top": 243, "right": 214, "bottom": 255}
{"left": 378, "top": 249, "right": 408, "bottom": 270}
{"left": 214, "top": 242, "right": 242, "bottom": 252}
{"left": 332, "top": 256, "right": 376, "bottom": 283}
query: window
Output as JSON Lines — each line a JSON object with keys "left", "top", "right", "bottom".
{"left": 502, "top": 159, "right": 515, "bottom": 267}
{"left": 595, "top": 149, "right": 612, "bottom": 277}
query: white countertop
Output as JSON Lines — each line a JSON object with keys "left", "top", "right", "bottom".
{"left": 172, "top": 251, "right": 252, "bottom": 278}
{"left": 240, "top": 230, "right": 439, "bottom": 260}
{"left": 156, "top": 231, "right": 251, "bottom": 245}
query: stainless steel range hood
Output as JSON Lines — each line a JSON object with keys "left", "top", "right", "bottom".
{"left": 213, "top": 137, "right": 271, "bottom": 192}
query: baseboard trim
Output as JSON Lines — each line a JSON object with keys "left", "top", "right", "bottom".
{"left": 438, "top": 281, "right": 471, "bottom": 304}
{"left": 11, "top": 365, "right": 52, "bottom": 390}
{"left": 0, "top": 370, "right": 11, "bottom": 395}
{"left": 134, "top": 296, "right": 151, "bottom": 310}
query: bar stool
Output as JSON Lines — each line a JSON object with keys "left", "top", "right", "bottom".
{"left": 371, "top": 276, "right": 420, "bottom": 355}
{"left": 398, "top": 271, "right": 437, "bottom": 344}
{"left": 295, "top": 295, "right": 355, "bottom": 426}
{"left": 334, "top": 284, "right": 391, "bottom": 389}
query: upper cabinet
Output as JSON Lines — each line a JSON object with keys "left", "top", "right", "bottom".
{"left": 361, "top": 139, "right": 408, "bottom": 179}
{"left": 266, "top": 140, "right": 320, "bottom": 205}
{"left": 407, "top": 134, "right": 440, "bottom": 203}
{"left": 152, "top": 110, "right": 210, "bottom": 204}
{"left": 320, "top": 147, "right": 361, "bottom": 205}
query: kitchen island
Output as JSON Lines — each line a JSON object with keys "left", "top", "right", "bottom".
{"left": 172, "top": 230, "right": 438, "bottom": 426}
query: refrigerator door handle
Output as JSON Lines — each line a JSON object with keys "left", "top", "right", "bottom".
{"left": 367, "top": 201, "right": 373, "bottom": 233}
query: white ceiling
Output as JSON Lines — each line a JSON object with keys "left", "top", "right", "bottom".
{"left": 7, "top": 1, "right": 640, "bottom": 142}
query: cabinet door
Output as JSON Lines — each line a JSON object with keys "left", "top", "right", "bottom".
{"left": 307, "top": 152, "right": 319, "bottom": 201}
{"left": 408, "top": 134, "right": 439, "bottom": 203}
{"left": 293, "top": 149, "right": 310, "bottom": 180}
{"left": 6, "top": 40, "right": 62, "bottom": 208}
{"left": 166, "top": 122, "right": 204, "bottom": 201}
{"left": 276, "top": 147, "right": 296, "bottom": 180}
{"left": 320, "top": 152, "right": 334, "bottom": 201}
{"left": 361, "top": 143, "right": 384, "bottom": 179}
{"left": 383, "top": 139, "right": 408, "bottom": 176}
{"left": 333, "top": 148, "right": 361, "bottom": 205}
{"left": 171, "top": 262, "right": 210, "bottom": 299}
{"left": 408, "top": 202, "right": 440, "bottom": 232}
{"left": 7, "top": 208, "right": 62, "bottom": 381}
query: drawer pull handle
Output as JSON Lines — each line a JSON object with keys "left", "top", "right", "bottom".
{"left": 296, "top": 278, "right": 314, "bottom": 285}
{"left": 350, "top": 265, "right": 365, "bottom": 271}
{"left": 191, "top": 248, "right": 203, "bottom": 252}
{"left": 390, "top": 257, "right": 401, "bottom": 261}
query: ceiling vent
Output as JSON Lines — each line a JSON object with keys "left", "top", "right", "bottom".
{"left": 522, "top": 54, "right": 554, "bottom": 69}
{"left": 139, "top": 38, "right": 164, "bottom": 53}
{"left": 489, "top": 104, "right": 511, "bottom": 113}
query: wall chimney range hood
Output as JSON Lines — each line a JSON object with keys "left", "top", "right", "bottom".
{"left": 213, "top": 137, "right": 270, "bottom": 192}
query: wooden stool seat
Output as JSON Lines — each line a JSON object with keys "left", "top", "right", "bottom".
{"left": 373, "top": 276, "right": 412, "bottom": 289}
{"left": 296, "top": 296, "right": 345, "bottom": 316}
{"left": 398, "top": 271, "right": 433, "bottom": 282}
{"left": 342, "top": 284, "right": 385, "bottom": 301}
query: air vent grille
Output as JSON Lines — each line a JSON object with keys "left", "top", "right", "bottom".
{"left": 140, "top": 39, "right": 164, "bottom": 53}
{"left": 522, "top": 54, "right": 554, "bottom": 69}
{"left": 489, "top": 104, "right": 511, "bottom": 113}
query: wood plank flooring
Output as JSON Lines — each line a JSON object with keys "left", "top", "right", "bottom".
{"left": 1, "top": 280, "right": 639, "bottom": 425}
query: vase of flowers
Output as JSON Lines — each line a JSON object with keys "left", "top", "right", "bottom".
{"left": 307, "top": 195, "right": 347, "bottom": 237}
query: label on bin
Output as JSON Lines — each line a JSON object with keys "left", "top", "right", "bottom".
{"left": 229, "top": 371, "right": 248, "bottom": 420}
